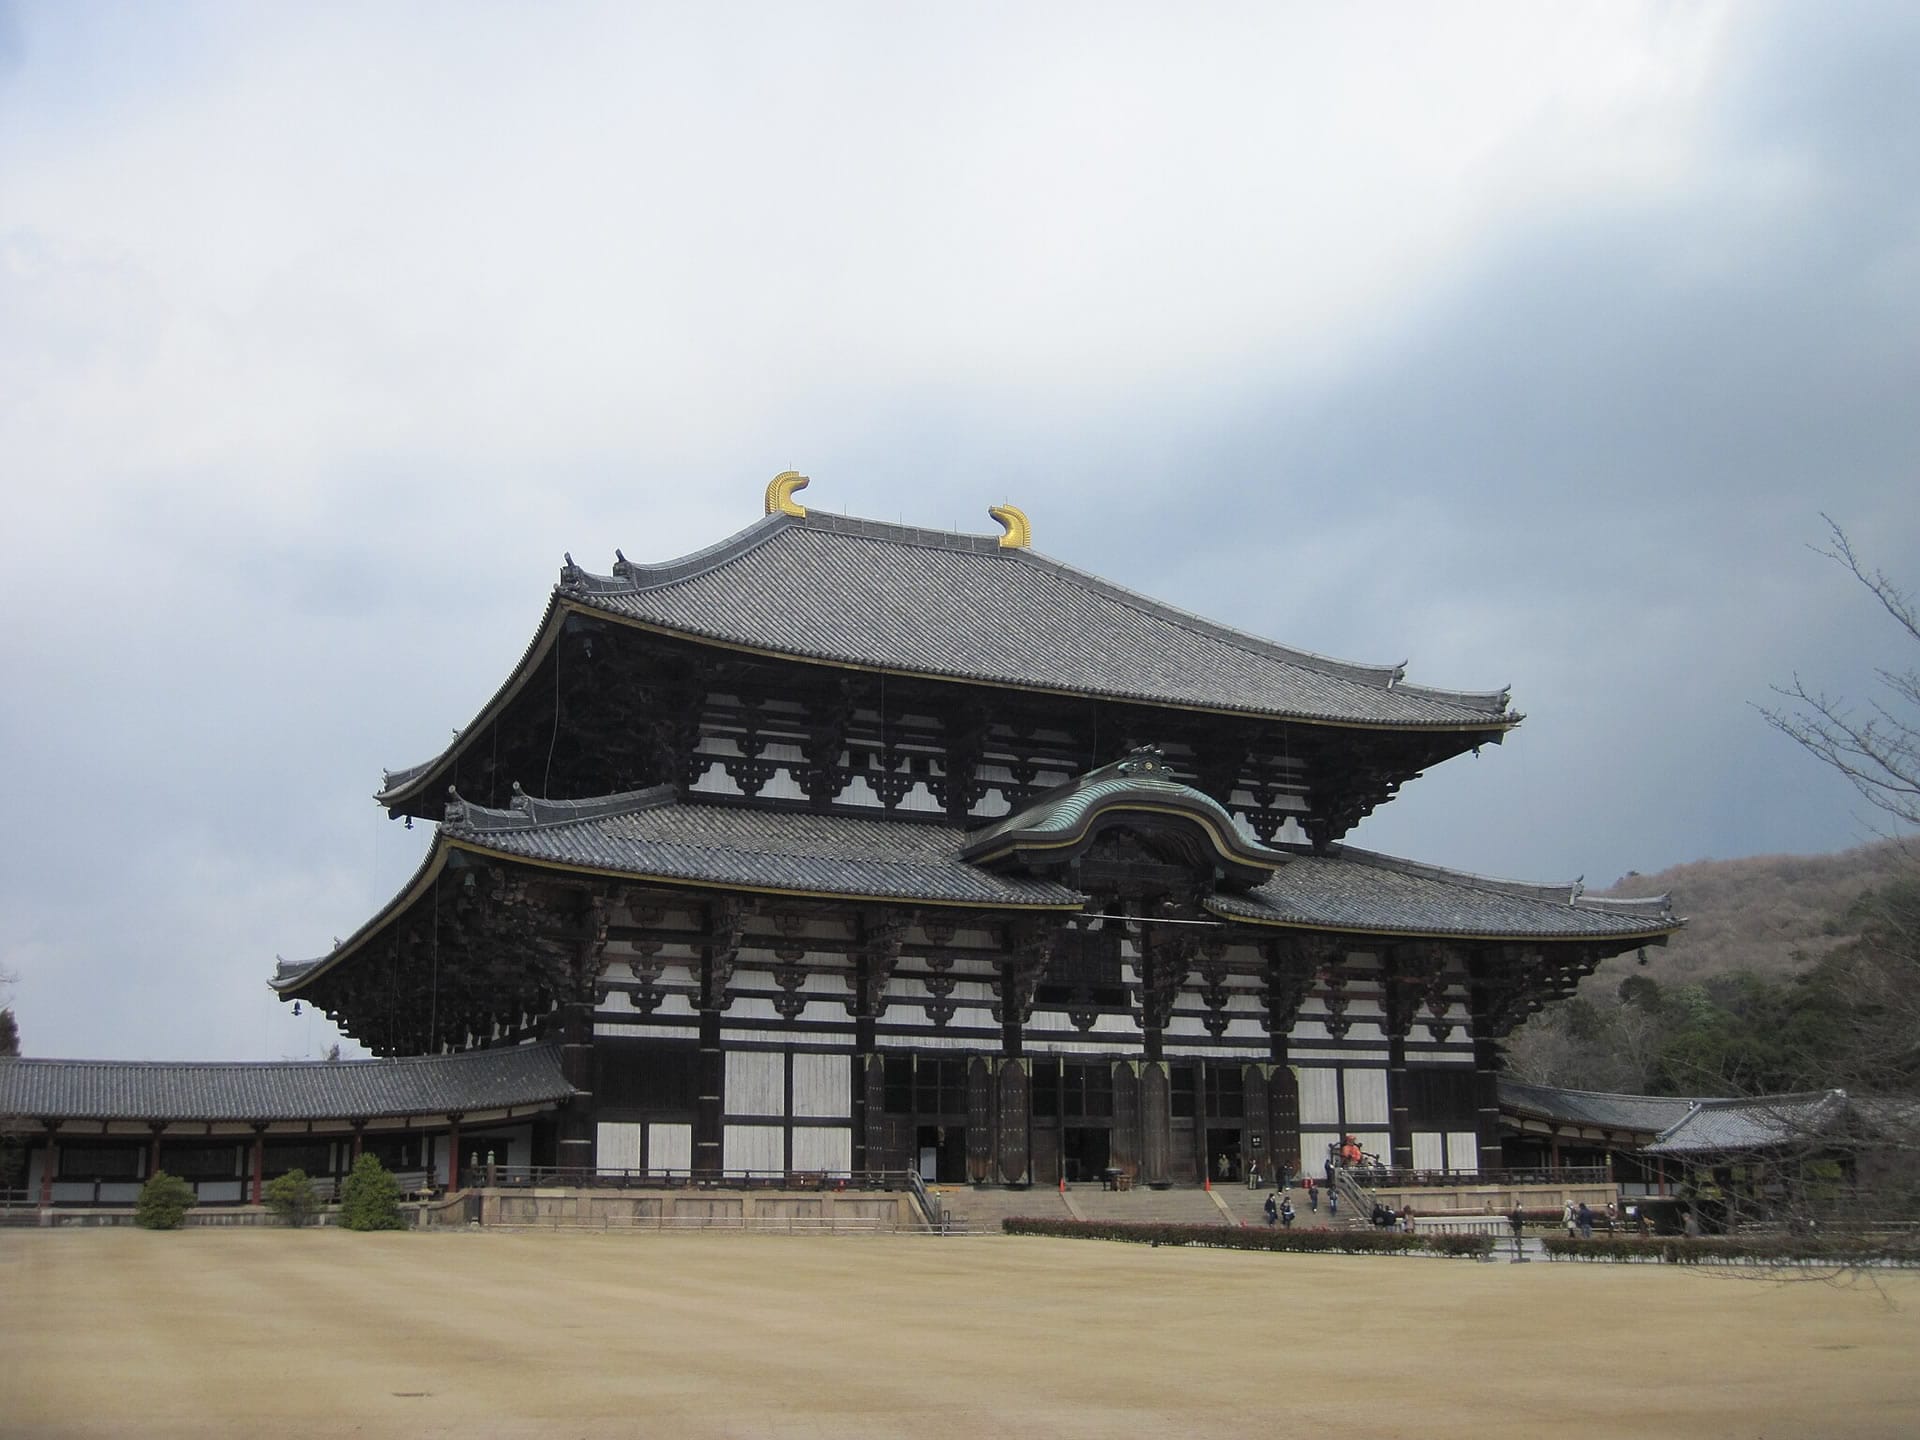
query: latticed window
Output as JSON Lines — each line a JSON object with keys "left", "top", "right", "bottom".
{"left": 1206, "top": 1065, "right": 1244, "bottom": 1119}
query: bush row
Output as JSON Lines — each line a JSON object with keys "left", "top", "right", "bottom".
{"left": 1538, "top": 1234, "right": 1918, "bottom": 1266}
{"left": 1002, "top": 1217, "right": 1494, "bottom": 1258}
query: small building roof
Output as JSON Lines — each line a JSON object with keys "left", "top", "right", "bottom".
{"left": 0, "top": 1043, "right": 573, "bottom": 1123}
{"left": 1645, "top": 1091, "right": 1851, "bottom": 1156}
{"left": 1499, "top": 1079, "right": 1707, "bottom": 1138}
{"left": 1209, "top": 847, "right": 1681, "bottom": 942}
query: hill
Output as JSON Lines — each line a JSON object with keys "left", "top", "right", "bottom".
{"left": 1599, "top": 838, "right": 1913, "bottom": 986}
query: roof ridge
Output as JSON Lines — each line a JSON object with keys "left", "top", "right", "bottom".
{"left": 443, "top": 783, "right": 678, "bottom": 832}
{"left": 1, "top": 1043, "right": 560, "bottom": 1070}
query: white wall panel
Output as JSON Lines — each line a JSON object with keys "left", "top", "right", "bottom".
{"left": 596, "top": 1121, "right": 644, "bottom": 1171}
{"left": 1298, "top": 1067, "right": 1342, "bottom": 1125}
{"left": 723, "top": 1124, "right": 784, "bottom": 1173}
{"left": 791, "top": 1127, "right": 853, "bottom": 1174}
{"left": 649, "top": 1123, "right": 692, "bottom": 1171}
{"left": 726, "top": 1051, "right": 785, "bottom": 1117}
{"left": 1342, "top": 1068, "right": 1390, "bottom": 1126}
{"left": 792, "top": 1054, "right": 850, "bottom": 1118}
{"left": 1412, "top": 1131, "right": 1445, "bottom": 1172}
{"left": 1447, "top": 1132, "right": 1482, "bottom": 1174}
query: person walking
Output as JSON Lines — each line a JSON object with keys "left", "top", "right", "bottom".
{"left": 1306, "top": 1175, "right": 1318, "bottom": 1212}
{"left": 1563, "top": 1199, "right": 1578, "bottom": 1239}
{"left": 1263, "top": 1191, "right": 1279, "bottom": 1227}
{"left": 1280, "top": 1194, "right": 1296, "bottom": 1229}
{"left": 1577, "top": 1202, "right": 1595, "bottom": 1240}
{"left": 1329, "top": 1186, "right": 1339, "bottom": 1219}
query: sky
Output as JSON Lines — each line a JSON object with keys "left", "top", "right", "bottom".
{"left": 2, "top": 1, "right": 1916, "bottom": 1062}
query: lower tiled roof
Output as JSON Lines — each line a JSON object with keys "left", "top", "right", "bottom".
{"left": 445, "top": 791, "right": 1087, "bottom": 908}
{"left": 0, "top": 1043, "right": 574, "bottom": 1122}
{"left": 1210, "top": 847, "right": 1680, "bottom": 940}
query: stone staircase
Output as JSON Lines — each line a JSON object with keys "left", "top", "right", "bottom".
{"left": 929, "top": 1185, "right": 1073, "bottom": 1234}
{"left": 1068, "top": 1183, "right": 1235, "bottom": 1227}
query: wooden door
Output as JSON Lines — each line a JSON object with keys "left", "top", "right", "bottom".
{"left": 1140, "top": 1061, "right": 1170, "bottom": 1187}
{"left": 1110, "top": 1061, "right": 1139, "bottom": 1181}
{"left": 966, "top": 1056, "right": 994, "bottom": 1183}
{"left": 1268, "top": 1065, "right": 1301, "bottom": 1180}
{"left": 997, "top": 1059, "right": 1029, "bottom": 1184}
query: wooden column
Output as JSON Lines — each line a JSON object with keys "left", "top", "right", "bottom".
{"left": 1387, "top": 1030, "right": 1414, "bottom": 1171}
{"left": 557, "top": 1001, "right": 598, "bottom": 1175}
{"left": 148, "top": 1124, "right": 166, "bottom": 1179}
{"left": 249, "top": 1126, "right": 266, "bottom": 1205}
{"left": 38, "top": 1122, "right": 59, "bottom": 1210}
{"left": 446, "top": 1114, "right": 463, "bottom": 1192}
{"left": 1472, "top": 1032, "right": 1503, "bottom": 1177}
{"left": 1140, "top": 1061, "right": 1171, "bottom": 1187}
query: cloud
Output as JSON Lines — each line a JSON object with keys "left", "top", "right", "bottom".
{"left": 1, "top": 2, "right": 1913, "bottom": 1057}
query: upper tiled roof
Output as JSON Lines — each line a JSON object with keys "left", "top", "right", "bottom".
{"left": 1499, "top": 1079, "right": 1707, "bottom": 1137}
{"left": 1209, "top": 847, "right": 1681, "bottom": 941}
{"left": 0, "top": 1043, "right": 573, "bottom": 1122}
{"left": 564, "top": 510, "right": 1517, "bottom": 728}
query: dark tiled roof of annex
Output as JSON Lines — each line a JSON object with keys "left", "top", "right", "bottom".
{"left": 561, "top": 506, "right": 1517, "bottom": 729}
{"left": 1498, "top": 1079, "right": 1706, "bottom": 1138}
{"left": 0, "top": 1043, "right": 574, "bottom": 1123}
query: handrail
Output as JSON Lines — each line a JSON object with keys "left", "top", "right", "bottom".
{"left": 902, "top": 1170, "right": 945, "bottom": 1232}
{"left": 473, "top": 1165, "right": 921, "bottom": 1193}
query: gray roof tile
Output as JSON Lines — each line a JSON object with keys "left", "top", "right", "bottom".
{"left": 445, "top": 788, "right": 1086, "bottom": 908}
{"left": 568, "top": 511, "right": 1516, "bottom": 727}
{"left": 0, "top": 1043, "right": 573, "bottom": 1123}
{"left": 1499, "top": 1079, "right": 1708, "bottom": 1136}
{"left": 1646, "top": 1092, "right": 1849, "bottom": 1155}
{"left": 1210, "top": 847, "right": 1681, "bottom": 940}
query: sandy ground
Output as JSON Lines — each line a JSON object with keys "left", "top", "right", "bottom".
{"left": 1, "top": 1228, "right": 1916, "bottom": 1439}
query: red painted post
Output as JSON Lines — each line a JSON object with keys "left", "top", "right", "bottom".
{"left": 249, "top": 1128, "right": 265, "bottom": 1205}
{"left": 447, "top": 1115, "right": 462, "bottom": 1192}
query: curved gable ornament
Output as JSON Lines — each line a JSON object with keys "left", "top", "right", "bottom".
{"left": 989, "top": 504, "right": 1031, "bottom": 549}
{"left": 961, "top": 745, "right": 1286, "bottom": 890}
{"left": 764, "top": 471, "right": 810, "bottom": 517}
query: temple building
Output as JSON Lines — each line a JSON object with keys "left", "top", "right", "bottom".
{"left": 2, "top": 474, "right": 1680, "bottom": 1209}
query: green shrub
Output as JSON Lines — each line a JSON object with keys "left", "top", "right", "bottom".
{"left": 134, "top": 1171, "right": 197, "bottom": 1230}
{"left": 339, "top": 1154, "right": 405, "bottom": 1232}
{"left": 1001, "top": 1217, "right": 1491, "bottom": 1258}
{"left": 264, "top": 1169, "right": 320, "bottom": 1227}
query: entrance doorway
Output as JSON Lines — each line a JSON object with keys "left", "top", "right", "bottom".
{"left": 915, "top": 1125, "right": 967, "bottom": 1183}
{"left": 1061, "top": 1128, "right": 1111, "bottom": 1184}
{"left": 1206, "top": 1127, "right": 1245, "bottom": 1184}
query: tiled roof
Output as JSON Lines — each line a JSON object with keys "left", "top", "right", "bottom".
{"left": 565, "top": 510, "right": 1516, "bottom": 727}
{"left": 0, "top": 1043, "right": 573, "bottom": 1123}
{"left": 1646, "top": 1092, "right": 1850, "bottom": 1155}
{"left": 447, "top": 788, "right": 1088, "bottom": 908}
{"left": 1499, "top": 1079, "right": 1708, "bottom": 1137}
{"left": 1209, "top": 847, "right": 1682, "bottom": 940}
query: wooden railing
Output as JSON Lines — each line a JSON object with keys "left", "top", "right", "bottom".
{"left": 474, "top": 1165, "right": 920, "bottom": 1195}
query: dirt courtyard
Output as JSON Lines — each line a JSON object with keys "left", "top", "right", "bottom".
{"left": 2, "top": 1228, "right": 1915, "bottom": 1439}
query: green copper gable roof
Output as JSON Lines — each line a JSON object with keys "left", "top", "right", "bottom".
{"left": 961, "top": 747, "right": 1288, "bottom": 882}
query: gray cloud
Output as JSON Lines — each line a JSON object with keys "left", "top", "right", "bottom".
{"left": 2, "top": 2, "right": 1915, "bottom": 1059}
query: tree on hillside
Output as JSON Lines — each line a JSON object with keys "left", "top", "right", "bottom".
{"left": 1761, "top": 516, "right": 1920, "bottom": 832}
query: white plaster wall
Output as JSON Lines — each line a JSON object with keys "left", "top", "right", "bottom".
{"left": 792, "top": 1054, "right": 850, "bottom": 1118}
{"left": 1299, "top": 1068, "right": 1342, "bottom": 1126}
{"left": 791, "top": 1127, "right": 853, "bottom": 1173}
{"left": 723, "top": 1124, "right": 784, "bottom": 1173}
{"left": 597, "top": 1121, "right": 645, "bottom": 1171}
{"left": 1342, "top": 1068, "right": 1390, "bottom": 1126}
{"left": 1412, "top": 1131, "right": 1445, "bottom": 1171}
{"left": 725, "top": 1051, "right": 785, "bottom": 1117}
{"left": 649, "top": 1123, "right": 692, "bottom": 1171}
{"left": 1447, "top": 1131, "right": 1482, "bottom": 1174}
